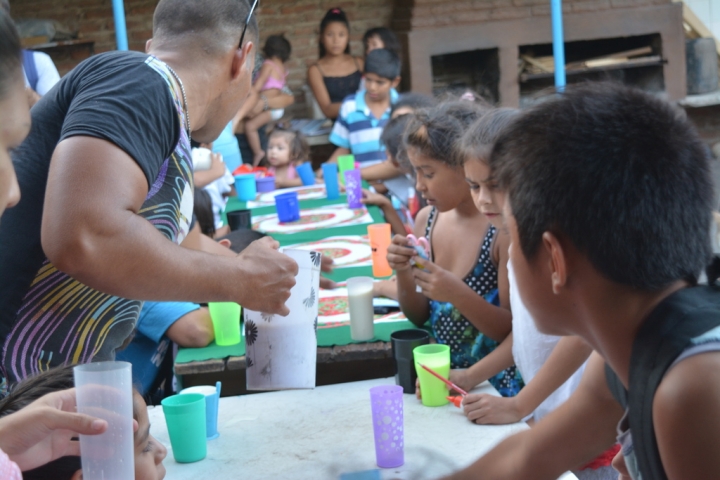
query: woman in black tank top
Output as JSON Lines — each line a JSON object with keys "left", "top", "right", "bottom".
{"left": 307, "top": 8, "right": 364, "bottom": 119}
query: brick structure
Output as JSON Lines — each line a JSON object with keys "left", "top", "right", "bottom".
{"left": 8, "top": 0, "right": 393, "bottom": 116}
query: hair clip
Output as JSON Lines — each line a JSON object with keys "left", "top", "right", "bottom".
{"left": 331, "top": 8, "right": 341, "bottom": 13}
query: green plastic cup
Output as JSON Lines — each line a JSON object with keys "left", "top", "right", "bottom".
{"left": 337, "top": 155, "right": 355, "bottom": 185}
{"left": 208, "top": 302, "right": 241, "bottom": 346}
{"left": 161, "top": 393, "right": 207, "bottom": 463}
{"left": 413, "top": 344, "right": 451, "bottom": 407}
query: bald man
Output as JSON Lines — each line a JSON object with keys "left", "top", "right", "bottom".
{"left": 0, "top": 0, "right": 297, "bottom": 388}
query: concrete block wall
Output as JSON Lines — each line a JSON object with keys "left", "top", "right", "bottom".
{"left": 407, "top": 0, "right": 672, "bottom": 29}
{"left": 8, "top": 0, "right": 393, "bottom": 116}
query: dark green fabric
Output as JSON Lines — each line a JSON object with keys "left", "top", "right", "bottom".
{"left": 176, "top": 340, "right": 246, "bottom": 364}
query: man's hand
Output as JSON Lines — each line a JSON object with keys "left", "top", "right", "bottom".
{"left": 0, "top": 388, "right": 108, "bottom": 471}
{"left": 412, "top": 259, "right": 464, "bottom": 303}
{"left": 235, "top": 237, "right": 298, "bottom": 315}
{"left": 387, "top": 235, "right": 415, "bottom": 272}
{"left": 462, "top": 393, "right": 525, "bottom": 425}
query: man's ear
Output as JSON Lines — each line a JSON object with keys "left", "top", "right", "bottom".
{"left": 391, "top": 76, "right": 401, "bottom": 89}
{"left": 542, "top": 231, "right": 567, "bottom": 295}
{"left": 232, "top": 41, "right": 255, "bottom": 81}
{"left": 71, "top": 470, "right": 83, "bottom": 480}
{"left": 218, "top": 239, "right": 232, "bottom": 249}
{"left": 145, "top": 39, "right": 152, "bottom": 54}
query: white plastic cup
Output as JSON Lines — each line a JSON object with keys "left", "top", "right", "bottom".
{"left": 347, "top": 277, "right": 375, "bottom": 341}
{"left": 245, "top": 248, "right": 321, "bottom": 390}
{"left": 74, "top": 361, "right": 134, "bottom": 480}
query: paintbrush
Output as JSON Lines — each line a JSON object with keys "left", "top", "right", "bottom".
{"left": 418, "top": 363, "right": 469, "bottom": 396}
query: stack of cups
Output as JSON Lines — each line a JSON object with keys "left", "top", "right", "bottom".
{"left": 74, "top": 361, "right": 135, "bottom": 480}
{"left": 180, "top": 381, "right": 222, "bottom": 440}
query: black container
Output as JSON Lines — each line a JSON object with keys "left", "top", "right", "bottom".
{"left": 391, "top": 329, "right": 431, "bottom": 394}
{"left": 687, "top": 38, "right": 719, "bottom": 95}
{"left": 227, "top": 209, "right": 252, "bottom": 231}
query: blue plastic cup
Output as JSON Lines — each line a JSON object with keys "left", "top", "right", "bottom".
{"left": 234, "top": 174, "right": 257, "bottom": 201}
{"left": 275, "top": 191, "right": 300, "bottom": 223}
{"left": 296, "top": 162, "right": 315, "bottom": 186}
{"left": 344, "top": 169, "right": 363, "bottom": 209}
{"left": 322, "top": 163, "right": 340, "bottom": 200}
{"left": 180, "top": 382, "right": 222, "bottom": 440}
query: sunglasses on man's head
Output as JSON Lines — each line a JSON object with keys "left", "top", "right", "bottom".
{"left": 238, "top": 0, "right": 259, "bottom": 49}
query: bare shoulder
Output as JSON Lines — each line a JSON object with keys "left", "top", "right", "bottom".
{"left": 653, "top": 352, "right": 720, "bottom": 479}
{"left": 493, "top": 227, "right": 510, "bottom": 265}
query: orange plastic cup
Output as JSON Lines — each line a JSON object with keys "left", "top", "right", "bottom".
{"left": 368, "top": 223, "right": 393, "bottom": 278}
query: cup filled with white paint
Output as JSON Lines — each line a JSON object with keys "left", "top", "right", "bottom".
{"left": 347, "top": 276, "right": 375, "bottom": 341}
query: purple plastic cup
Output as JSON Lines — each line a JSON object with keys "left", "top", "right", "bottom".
{"left": 344, "top": 169, "right": 363, "bottom": 209}
{"left": 369, "top": 385, "right": 404, "bottom": 468}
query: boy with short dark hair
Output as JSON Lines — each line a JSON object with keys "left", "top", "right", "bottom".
{"left": 327, "top": 48, "right": 401, "bottom": 167}
{"left": 446, "top": 83, "right": 720, "bottom": 479}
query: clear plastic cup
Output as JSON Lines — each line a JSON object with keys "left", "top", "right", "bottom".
{"left": 74, "top": 361, "right": 134, "bottom": 480}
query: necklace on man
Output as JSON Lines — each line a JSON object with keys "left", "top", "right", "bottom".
{"left": 165, "top": 64, "right": 191, "bottom": 144}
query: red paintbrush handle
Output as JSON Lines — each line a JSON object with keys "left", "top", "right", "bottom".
{"left": 419, "top": 363, "right": 468, "bottom": 396}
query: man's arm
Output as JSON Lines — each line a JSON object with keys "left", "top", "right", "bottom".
{"left": 654, "top": 351, "right": 720, "bottom": 479}
{"left": 445, "top": 353, "right": 622, "bottom": 479}
{"left": 42, "top": 136, "right": 297, "bottom": 315}
{"left": 165, "top": 307, "right": 214, "bottom": 348}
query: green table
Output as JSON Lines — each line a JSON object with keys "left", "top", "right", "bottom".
{"left": 176, "top": 186, "right": 416, "bottom": 392}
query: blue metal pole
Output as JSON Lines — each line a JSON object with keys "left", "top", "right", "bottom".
{"left": 551, "top": 0, "right": 566, "bottom": 91}
{"left": 112, "top": 0, "right": 128, "bottom": 51}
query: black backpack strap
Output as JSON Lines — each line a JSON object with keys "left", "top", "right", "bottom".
{"left": 627, "top": 286, "right": 720, "bottom": 480}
